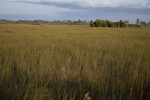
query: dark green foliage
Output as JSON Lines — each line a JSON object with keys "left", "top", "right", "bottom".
{"left": 140, "top": 21, "right": 147, "bottom": 26}
{"left": 90, "top": 20, "right": 94, "bottom": 27}
{"left": 91, "top": 19, "right": 149, "bottom": 28}
{"left": 106, "top": 20, "right": 114, "bottom": 27}
{"left": 91, "top": 19, "right": 128, "bottom": 27}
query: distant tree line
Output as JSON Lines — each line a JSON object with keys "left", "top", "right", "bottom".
{"left": 90, "top": 19, "right": 129, "bottom": 27}
{"left": 0, "top": 19, "right": 150, "bottom": 27}
{"left": 0, "top": 19, "right": 88, "bottom": 25}
{"left": 90, "top": 19, "right": 150, "bottom": 27}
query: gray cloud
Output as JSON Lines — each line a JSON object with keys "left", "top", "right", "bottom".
{"left": 11, "top": 1, "right": 81, "bottom": 9}
{"left": 5, "top": 0, "right": 150, "bottom": 23}
{"left": 11, "top": 0, "right": 150, "bottom": 15}
{"left": 11, "top": 0, "right": 150, "bottom": 9}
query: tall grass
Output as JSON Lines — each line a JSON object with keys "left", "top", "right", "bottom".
{"left": 0, "top": 24, "right": 150, "bottom": 100}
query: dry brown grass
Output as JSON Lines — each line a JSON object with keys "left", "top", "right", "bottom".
{"left": 0, "top": 24, "right": 150, "bottom": 100}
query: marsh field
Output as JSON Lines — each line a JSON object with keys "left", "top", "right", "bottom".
{"left": 0, "top": 24, "right": 150, "bottom": 100}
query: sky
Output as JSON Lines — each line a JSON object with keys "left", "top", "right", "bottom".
{"left": 0, "top": 0, "right": 150, "bottom": 23}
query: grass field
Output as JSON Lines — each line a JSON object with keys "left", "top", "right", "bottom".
{"left": 0, "top": 24, "right": 150, "bottom": 100}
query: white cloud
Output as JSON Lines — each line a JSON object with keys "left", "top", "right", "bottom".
{"left": 78, "top": 0, "right": 150, "bottom": 8}
{"left": 15, "top": 0, "right": 150, "bottom": 8}
{"left": 1, "top": 0, "right": 150, "bottom": 21}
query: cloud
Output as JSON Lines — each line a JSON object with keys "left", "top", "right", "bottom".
{"left": 11, "top": 0, "right": 81, "bottom": 9}
{"left": 3, "top": 0, "right": 150, "bottom": 23}
{"left": 79, "top": 0, "right": 150, "bottom": 8}
{"left": 10, "top": 0, "right": 150, "bottom": 15}
{"left": 11, "top": 0, "right": 150, "bottom": 9}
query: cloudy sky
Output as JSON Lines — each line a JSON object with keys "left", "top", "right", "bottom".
{"left": 0, "top": 0, "right": 150, "bottom": 23}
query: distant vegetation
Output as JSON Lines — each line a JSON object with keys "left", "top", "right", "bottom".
{"left": 0, "top": 24, "right": 150, "bottom": 100}
{"left": 90, "top": 19, "right": 150, "bottom": 27}
{"left": 0, "top": 19, "right": 150, "bottom": 27}
{"left": 90, "top": 19, "right": 128, "bottom": 27}
{"left": 0, "top": 19, "right": 88, "bottom": 25}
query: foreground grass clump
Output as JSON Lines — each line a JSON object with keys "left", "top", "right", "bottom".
{"left": 0, "top": 24, "right": 150, "bottom": 100}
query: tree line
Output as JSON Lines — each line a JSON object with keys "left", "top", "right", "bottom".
{"left": 0, "top": 19, "right": 150, "bottom": 27}
{"left": 90, "top": 19, "right": 150, "bottom": 27}
{"left": 0, "top": 19, "right": 88, "bottom": 25}
{"left": 90, "top": 19, "right": 129, "bottom": 27}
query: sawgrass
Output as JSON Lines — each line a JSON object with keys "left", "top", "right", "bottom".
{"left": 0, "top": 24, "right": 150, "bottom": 100}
